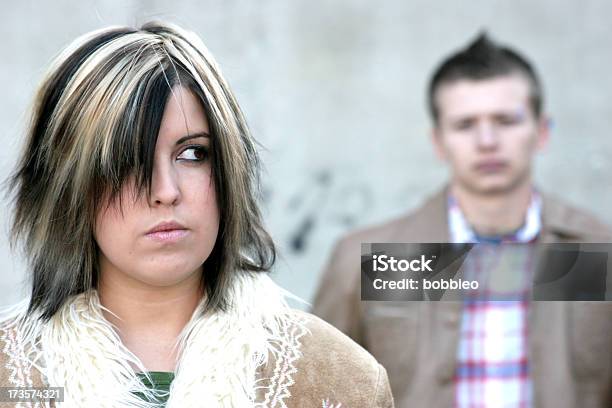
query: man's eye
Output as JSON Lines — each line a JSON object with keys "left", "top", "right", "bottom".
{"left": 177, "top": 146, "right": 209, "bottom": 162}
{"left": 453, "top": 120, "right": 475, "bottom": 131}
{"left": 496, "top": 115, "right": 522, "bottom": 126}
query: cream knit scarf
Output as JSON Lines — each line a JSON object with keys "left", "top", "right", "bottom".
{"left": 0, "top": 273, "right": 305, "bottom": 408}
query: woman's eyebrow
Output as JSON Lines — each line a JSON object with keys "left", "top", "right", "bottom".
{"left": 175, "top": 132, "right": 210, "bottom": 145}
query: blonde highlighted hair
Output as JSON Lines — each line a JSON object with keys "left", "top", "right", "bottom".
{"left": 7, "top": 21, "right": 275, "bottom": 320}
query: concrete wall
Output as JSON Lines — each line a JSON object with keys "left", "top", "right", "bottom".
{"left": 1, "top": 0, "right": 611, "bottom": 307}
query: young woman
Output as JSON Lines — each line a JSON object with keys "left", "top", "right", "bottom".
{"left": 0, "top": 22, "right": 393, "bottom": 407}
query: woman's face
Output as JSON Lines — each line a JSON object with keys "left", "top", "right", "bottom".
{"left": 95, "top": 85, "right": 220, "bottom": 288}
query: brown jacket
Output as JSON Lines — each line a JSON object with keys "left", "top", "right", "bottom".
{"left": 313, "top": 187, "right": 612, "bottom": 408}
{"left": 0, "top": 311, "right": 394, "bottom": 407}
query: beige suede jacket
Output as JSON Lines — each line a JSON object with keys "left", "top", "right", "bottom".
{"left": 0, "top": 309, "right": 393, "bottom": 408}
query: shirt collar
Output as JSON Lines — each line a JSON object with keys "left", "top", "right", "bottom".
{"left": 448, "top": 191, "right": 542, "bottom": 243}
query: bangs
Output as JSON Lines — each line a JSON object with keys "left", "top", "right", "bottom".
{"left": 21, "top": 31, "right": 213, "bottom": 218}
{"left": 36, "top": 28, "right": 212, "bottom": 213}
{"left": 97, "top": 60, "right": 206, "bottom": 208}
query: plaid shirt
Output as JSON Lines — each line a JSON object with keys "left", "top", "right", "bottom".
{"left": 449, "top": 193, "right": 541, "bottom": 408}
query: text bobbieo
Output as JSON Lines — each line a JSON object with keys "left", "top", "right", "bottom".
{"left": 372, "top": 255, "right": 433, "bottom": 272}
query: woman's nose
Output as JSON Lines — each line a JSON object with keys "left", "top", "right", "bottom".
{"left": 149, "top": 162, "right": 181, "bottom": 206}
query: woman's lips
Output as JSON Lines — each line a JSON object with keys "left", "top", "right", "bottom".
{"left": 145, "top": 229, "right": 189, "bottom": 243}
{"left": 145, "top": 220, "right": 189, "bottom": 243}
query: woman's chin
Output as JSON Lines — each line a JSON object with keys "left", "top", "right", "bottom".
{"left": 129, "top": 266, "right": 202, "bottom": 288}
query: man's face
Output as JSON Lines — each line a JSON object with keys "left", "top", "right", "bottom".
{"left": 432, "top": 74, "right": 548, "bottom": 195}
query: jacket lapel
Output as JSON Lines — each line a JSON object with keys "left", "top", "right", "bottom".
{"left": 391, "top": 187, "right": 451, "bottom": 243}
{"left": 540, "top": 193, "right": 612, "bottom": 242}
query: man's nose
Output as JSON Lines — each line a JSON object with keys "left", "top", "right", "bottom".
{"left": 474, "top": 121, "right": 499, "bottom": 149}
{"left": 150, "top": 163, "right": 181, "bottom": 206}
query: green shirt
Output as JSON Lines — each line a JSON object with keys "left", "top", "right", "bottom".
{"left": 135, "top": 371, "right": 175, "bottom": 406}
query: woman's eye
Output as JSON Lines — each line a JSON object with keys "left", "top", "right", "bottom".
{"left": 177, "top": 146, "right": 209, "bottom": 162}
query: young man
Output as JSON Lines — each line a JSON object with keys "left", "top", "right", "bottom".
{"left": 313, "top": 34, "right": 612, "bottom": 407}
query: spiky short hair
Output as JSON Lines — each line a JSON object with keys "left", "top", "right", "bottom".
{"left": 428, "top": 32, "right": 544, "bottom": 123}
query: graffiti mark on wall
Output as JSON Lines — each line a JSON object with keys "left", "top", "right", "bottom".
{"left": 278, "top": 169, "right": 373, "bottom": 255}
